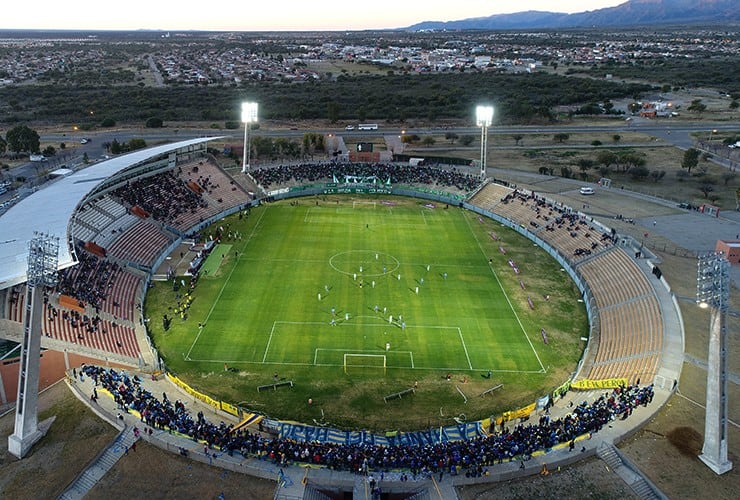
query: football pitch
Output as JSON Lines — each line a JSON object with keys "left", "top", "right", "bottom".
{"left": 183, "top": 199, "right": 543, "bottom": 374}
{"left": 148, "top": 195, "right": 586, "bottom": 429}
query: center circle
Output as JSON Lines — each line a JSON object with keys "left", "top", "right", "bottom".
{"left": 329, "top": 250, "right": 400, "bottom": 277}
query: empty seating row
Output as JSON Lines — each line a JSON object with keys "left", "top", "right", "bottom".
{"left": 578, "top": 249, "right": 653, "bottom": 308}
{"left": 107, "top": 220, "right": 174, "bottom": 267}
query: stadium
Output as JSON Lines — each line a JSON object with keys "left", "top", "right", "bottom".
{"left": 0, "top": 136, "right": 689, "bottom": 498}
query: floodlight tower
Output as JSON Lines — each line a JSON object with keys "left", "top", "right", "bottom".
{"left": 241, "top": 101, "right": 259, "bottom": 173}
{"left": 476, "top": 105, "right": 494, "bottom": 179}
{"left": 696, "top": 252, "right": 733, "bottom": 475}
{"left": 8, "top": 232, "right": 59, "bottom": 459}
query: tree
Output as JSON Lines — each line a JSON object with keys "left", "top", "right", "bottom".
{"left": 629, "top": 166, "right": 650, "bottom": 180}
{"left": 729, "top": 100, "right": 739, "bottom": 110}
{"left": 612, "top": 134, "right": 621, "bottom": 143}
{"left": 100, "top": 117, "right": 116, "bottom": 127}
{"left": 460, "top": 135, "right": 475, "bottom": 146}
{"left": 650, "top": 170, "right": 666, "bottom": 182}
{"left": 699, "top": 184, "right": 714, "bottom": 198}
{"left": 127, "top": 138, "right": 147, "bottom": 151}
{"left": 512, "top": 134, "right": 523, "bottom": 146}
{"left": 596, "top": 150, "right": 618, "bottom": 170}
{"left": 110, "top": 139, "right": 122, "bottom": 154}
{"left": 0, "top": 136, "right": 6, "bottom": 154}
{"left": 326, "top": 101, "right": 339, "bottom": 124}
{"left": 6, "top": 124, "right": 40, "bottom": 153}
{"left": 444, "top": 132, "right": 458, "bottom": 144}
{"left": 553, "top": 133, "right": 569, "bottom": 143}
{"left": 422, "top": 136, "right": 436, "bottom": 147}
{"left": 577, "top": 159, "right": 595, "bottom": 173}
{"left": 42, "top": 145, "right": 56, "bottom": 157}
{"left": 722, "top": 172, "right": 737, "bottom": 186}
{"left": 681, "top": 148, "right": 700, "bottom": 174}
{"left": 145, "top": 116, "right": 164, "bottom": 128}
{"left": 687, "top": 99, "right": 707, "bottom": 115}
{"left": 628, "top": 102, "right": 641, "bottom": 114}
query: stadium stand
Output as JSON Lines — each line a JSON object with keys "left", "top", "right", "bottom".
{"left": 468, "top": 182, "right": 663, "bottom": 386}
{"left": 110, "top": 170, "right": 208, "bottom": 232}
{"left": 81, "top": 364, "right": 656, "bottom": 474}
{"left": 106, "top": 220, "right": 174, "bottom": 268}
{"left": 43, "top": 303, "right": 139, "bottom": 359}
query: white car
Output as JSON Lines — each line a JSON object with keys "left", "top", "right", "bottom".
{"left": 80, "top": 138, "right": 90, "bottom": 144}
{"left": 579, "top": 187, "right": 595, "bottom": 195}
{"left": 344, "top": 125, "right": 355, "bottom": 131}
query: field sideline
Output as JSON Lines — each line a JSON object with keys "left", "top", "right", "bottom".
{"left": 147, "top": 196, "right": 587, "bottom": 430}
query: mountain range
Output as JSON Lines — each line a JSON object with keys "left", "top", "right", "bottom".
{"left": 406, "top": 0, "right": 740, "bottom": 30}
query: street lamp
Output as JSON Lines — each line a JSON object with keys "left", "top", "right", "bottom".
{"left": 476, "top": 105, "right": 494, "bottom": 179}
{"left": 696, "top": 251, "right": 733, "bottom": 475}
{"left": 241, "top": 102, "right": 258, "bottom": 173}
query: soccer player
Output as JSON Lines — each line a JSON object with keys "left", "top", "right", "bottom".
{"left": 386, "top": 342, "right": 390, "bottom": 351}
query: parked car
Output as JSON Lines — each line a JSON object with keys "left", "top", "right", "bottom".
{"left": 345, "top": 125, "right": 355, "bottom": 131}
{"left": 579, "top": 187, "right": 595, "bottom": 195}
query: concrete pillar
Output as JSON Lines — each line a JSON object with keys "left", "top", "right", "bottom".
{"left": 8, "top": 284, "right": 44, "bottom": 458}
{"left": 699, "top": 306, "right": 733, "bottom": 474}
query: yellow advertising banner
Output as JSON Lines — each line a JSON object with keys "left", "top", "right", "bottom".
{"left": 571, "top": 378, "right": 628, "bottom": 390}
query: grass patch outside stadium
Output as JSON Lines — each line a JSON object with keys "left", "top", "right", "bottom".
{"left": 146, "top": 195, "right": 588, "bottom": 432}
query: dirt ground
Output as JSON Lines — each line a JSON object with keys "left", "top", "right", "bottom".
{"left": 0, "top": 382, "right": 117, "bottom": 499}
{"left": 0, "top": 382, "right": 276, "bottom": 500}
{"left": 458, "top": 457, "right": 638, "bottom": 500}
{"left": 89, "top": 441, "right": 275, "bottom": 500}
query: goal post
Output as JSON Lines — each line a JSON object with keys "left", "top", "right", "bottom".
{"left": 343, "top": 353, "right": 386, "bottom": 375}
{"left": 352, "top": 200, "right": 377, "bottom": 209}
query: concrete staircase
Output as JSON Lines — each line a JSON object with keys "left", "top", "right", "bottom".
{"left": 58, "top": 426, "right": 139, "bottom": 500}
{"left": 597, "top": 442, "right": 665, "bottom": 500}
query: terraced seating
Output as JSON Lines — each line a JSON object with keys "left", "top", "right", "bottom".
{"left": 594, "top": 298, "right": 663, "bottom": 363}
{"left": 492, "top": 195, "right": 540, "bottom": 227}
{"left": 4, "top": 285, "right": 25, "bottom": 323}
{"left": 107, "top": 220, "right": 174, "bottom": 268}
{"left": 578, "top": 249, "right": 653, "bottom": 308}
{"left": 171, "top": 160, "right": 249, "bottom": 230}
{"left": 540, "top": 219, "right": 612, "bottom": 262}
{"left": 575, "top": 248, "right": 663, "bottom": 384}
{"left": 468, "top": 183, "right": 514, "bottom": 211}
{"left": 92, "top": 213, "right": 140, "bottom": 249}
{"left": 469, "top": 185, "right": 663, "bottom": 386}
{"left": 101, "top": 268, "right": 142, "bottom": 322}
{"left": 43, "top": 304, "right": 139, "bottom": 359}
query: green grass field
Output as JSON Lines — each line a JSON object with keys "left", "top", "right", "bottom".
{"left": 147, "top": 196, "right": 587, "bottom": 430}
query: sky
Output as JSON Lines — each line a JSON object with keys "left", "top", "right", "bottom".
{"left": 6, "top": 1, "right": 627, "bottom": 31}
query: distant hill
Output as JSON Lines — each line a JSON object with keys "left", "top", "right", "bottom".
{"left": 406, "top": 0, "right": 740, "bottom": 30}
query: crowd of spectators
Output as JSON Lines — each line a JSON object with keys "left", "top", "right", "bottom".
{"left": 251, "top": 162, "right": 481, "bottom": 192}
{"left": 81, "top": 365, "right": 654, "bottom": 476}
{"left": 56, "top": 250, "right": 120, "bottom": 312}
{"left": 111, "top": 169, "right": 207, "bottom": 226}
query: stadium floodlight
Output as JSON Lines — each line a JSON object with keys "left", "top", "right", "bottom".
{"left": 8, "top": 232, "right": 59, "bottom": 459}
{"left": 476, "top": 105, "right": 494, "bottom": 179}
{"left": 695, "top": 252, "right": 733, "bottom": 475}
{"left": 241, "top": 101, "right": 259, "bottom": 173}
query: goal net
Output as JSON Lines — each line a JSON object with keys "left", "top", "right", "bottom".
{"left": 352, "top": 200, "right": 377, "bottom": 209}
{"left": 343, "top": 353, "right": 386, "bottom": 375}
